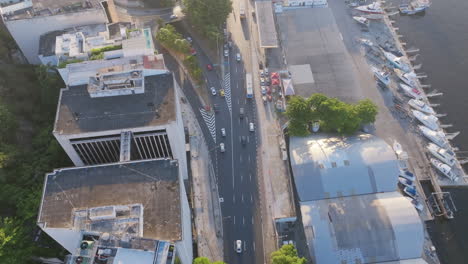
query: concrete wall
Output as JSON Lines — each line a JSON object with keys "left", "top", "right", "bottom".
{"left": 176, "top": 179, "right": 193, "bottom": 264}
{"left": 4, "top": 9, "right": 108, "bottom": 64}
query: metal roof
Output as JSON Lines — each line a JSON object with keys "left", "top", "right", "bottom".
{"left": 301, "top": 192, "right": 426, "bottom": 264}
{"left": 289, "top": 134, "right": 399, "bottom": 201}
{"left": 37, "top": 159, "right": 182, "bottom": 241}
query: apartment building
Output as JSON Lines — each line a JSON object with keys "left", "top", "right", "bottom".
{"left": 37, "top": 158, "right": 193, "bottom": 264}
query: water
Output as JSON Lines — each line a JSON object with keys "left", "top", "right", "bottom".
{"left": 389, "top": 0, "right": 468, "bottom": 160}
{"left": 388, "top": 2, "right": 468, "bottom": 263}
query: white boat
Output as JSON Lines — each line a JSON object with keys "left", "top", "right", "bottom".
{"left": 408, "top": 99, "right": 435, "bottom": 115}
{"left": 382, "top": 50, "right": 412, "bottom": 73}
{"left": 399, "top": 83, "right": 423, "bottom": 100}
{"left": 418, "top": 125, "right": 448, "bottom": 147}
{"left": 405, "top": 197, "right": 424, "bottom": 212}
{"left": 400, "top": 170, "right": 416, "bottom": 181}
{"left": 430, "top": 158, "right": 458, "bottom": 181}
{"left": 371, "top": 66, "right": 391, "bottom": 86}
{"left": 403, "top": 186, "right": 418, "bottom": 198}
{"left": 427, "top": 143, "right": 456, "bottom": 167}
{"left": 353, "top": 16, "right": 370, "bottom": 26}
{"left": 400, "top": 0, "right": 431, "bottom": 15}
{"left": 412, "top": 110, "right": 439, "bottom": 130}
{"left": 399, "top": 177, "right": 414, "bottom": 188}
{"left": 394, "top": 69, "right": 418, "bottom": 87}
{"left": 355, "top": 2, "right": 385, "bottom": 14}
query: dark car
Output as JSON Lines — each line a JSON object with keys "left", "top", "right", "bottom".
{"left": 241, "top": 136, "right": 247, "bottom": 145}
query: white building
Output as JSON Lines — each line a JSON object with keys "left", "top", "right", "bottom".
{"left": 52, "top": 54, "right": 188, "bottom": 181}
{"left": 1, "top": 0, "right": 116, "bottom": 64}
{"left": 37, "top": 158, "right": 193, "bottom": 264}
{"left": 38, "top": 23, "right": 155, "bottom": 67}
{"left": 289, "top": 134, "right": 428, "bottom": 264}
{"left": 283, "top": 0, "right": 327, "bottom": 7}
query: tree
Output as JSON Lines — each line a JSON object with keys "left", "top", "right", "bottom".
{"left": 355, "top": 99, "right": 378, "bottom": 124}
{"left": 271, "top": 244, "right": 306, "bottom": 264}
{"left": 183, "top": 0, "right": 232, "bottom": 37}
{"left": 193, "top": 257, "right": 225, "bottom": 264}
{"left": 286, "top": 96, "right": 311, "bottom": 124}
{"left": 0, "top": 103, "right": 17, "bottom": 143}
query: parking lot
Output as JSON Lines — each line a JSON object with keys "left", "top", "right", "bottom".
{"left": 276, "top": 7, "right": 363, "bottom": 101}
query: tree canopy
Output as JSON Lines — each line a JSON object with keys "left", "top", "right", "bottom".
{"left": 193, "top": 257, "right": 226, "bottom": 264}
{"left": 286, "top": 94, "right": 378, "bottom": 136}
{"left": 183, "top": 0, "right": 232, "bottom": 40}
{"left": 271, "top": 244, "right": 307, "bottom": 264}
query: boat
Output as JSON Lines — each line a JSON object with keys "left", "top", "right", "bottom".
{"left": 412, "top": 110, "right": 439, "bottom": 130}
{"left": 355, "top": 2, "right": 385, "bottom": 14}
{"left": 408, "top": 99, "right": 435, "bottom": 115}
{"left": 403, "top": 186, "right": 417, "bottom": 198}
{"left": 399, "top": 83, "right": 423, "bottom": 100}
{"left": 405, "top": 197, "right": 424, "bottom": 211}
{"left": 393, "top": 140, "right": 403, "bottom": 156}
{"left": 400, "top": 0, "right": 431, "bottom": 15}
{"left": 430, "top": 158, "right": 458, "bottom": 181}
{"left": 399, "top": 177, "right": 414, "bottom": 188}
{"left": 357, "top": 38, "right": 374, "bottom": 48}
{"left": 427, "top": 143, "right": 456, "bottom": 167}
{"left": 382, "top": 50, "right": 412, "bottom": 73}
{"left": 399, "top": 170, "right": 416, "bottom": 181}
{"left": 371, "top": 66, "right": 391, "bottom": 86}
{"left": 353, "top": 16, "right": 370, "bottom": 26}
{"left": 394, "top": 69, "right": 418, "bottom": 87}
{"left": 418, "top": 125, "right": 448, "bottom": 147}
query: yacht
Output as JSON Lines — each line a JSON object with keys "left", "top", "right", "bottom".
{"left": 355, "top": 2, "right": 385, "bottom": 14}
{"left": 399, "top": 83, "right": 423, "bottom": 100}
{"left": 427, "top": 143, "right": 456, "bottom": 166}
{"left": 408, "top": 99, "right": 435, "bottom": 115}
{"left": 382, "top": 50, "right": 411, "bottom": 73}
{"left": 394, "top": 69, "right": 418, "bottom": 87}
{"left": 400, "top": 0, "right": 431, "bottom": 15}
{"left": 399, "top": 170, "right": 416, "bottom": 181}
{"left": 399, "top": 177, "right": 414, "bottom": 188}
{"left": 403, "top": 186, "right": 417, "bottom": 199}
{"left": 412, "top": 110, "right": 439, "bottom": 130}
{"left": 418, "top": 125, "right": 447, "bottom": 147}
{"left": 430, "top": 158, "right": 458, "bottom": 181}
{"left": 353, "top": 16, "right": 370, "bottom": 26}
{"left": 371, "top": 66, "right": 391, "bottom": 86}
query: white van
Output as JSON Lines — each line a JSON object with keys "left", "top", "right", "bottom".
{"left": 249, "top": 122, "right": 254, "bottom": 132}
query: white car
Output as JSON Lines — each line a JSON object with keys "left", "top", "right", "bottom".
{"left": 264, "top": 67, "right": 269, "bottom": 75}
{"left": 236, "top": 53, "right": 241, "bottom": 61}
{"left": 249, "top": 122, "right": 254, "bottom": 132}
{"left": 170, "top": 14, "right": 178, "bottom": 20}
{"left": 224, "top": 49, "right": 229, "bottom": 57}
{"left": 220, "top": 143, "right": 225, "bottom": 153}
{"left": 261, "top": 86, "right": 267, "bottom": 95}
{"left": 259, "top": 69, "right": 265, "bottom": 77}
{"left": 210, "top": 87, "right": 217, "bottom": 96}
{"left": 236, "top": 240, "right": 242, "bottom": 253}
{"left": 221, "top": 128, "right": 226, "bottom": 137}
{"left": 260, "top": 78, "right": 265, "bottom": 85}
{"left": 186, "top": 36, "right": 192, "bottom": 43}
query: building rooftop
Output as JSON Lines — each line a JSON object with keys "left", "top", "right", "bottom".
{"left": 54, "top": 69, "right": 175, "bottom": 136}
{"left": 38, "top": 159, "right": 182, "bottom": 242}
{"left": 301, "top": 192, "right": 425, "bottom": 264}
{"left": 255, "top": 1, "right": 278, "bottom": 48}
{"left": 289, "top": 134, "right": 399, "bottom": 202}
{"left": 2, "top": 0, "right": 103, "bottom": 20}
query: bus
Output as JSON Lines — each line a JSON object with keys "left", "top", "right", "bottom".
{"left": 240, "top": 2, "right": 246, "bottom": 19}
{"left": 246, "top": 73, "right": 253, "bottom": 98}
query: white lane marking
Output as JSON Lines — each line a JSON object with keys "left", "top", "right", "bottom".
{"left": 233, "top": 195, "right": 236, "bottom": 204}
{"left": 243, "top": 216, "right": 245, "bottom": 225}
{"left": 251, "top": 194, "right": 253, "bottom": 203}
{"left": 238, "top": 98, "right": 240, "bottom": 104}
{"left": 253, "top": 241, "right": 256, "bottom": 252}
{"left": 240, "top": 155, "right": 243, "bottom": 163}
{"left": 235, "top": 66, "right": 238, "bottom": 73}
{"left": 252, "top": 216, "right": 254, "bottom": 224}
{"left": 244, "top": 240, "right": 247, "bottom": 251}
{"left": 234, "top": 216, "right": 236, "bottom": 225}
{"left": 250, "top": 173, "right": 252, "bottom": 182}
{"left": 241, "top": 174, "right": 243, "bottom": 182}
{"left": 248, "top": 155, "right": 251, "bottom": 163}
{"left": 233, "top": 170, "right": 235, "bottom": 189}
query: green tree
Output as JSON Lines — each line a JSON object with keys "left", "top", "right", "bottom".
{"left": 193, "top": 257, "right": 225, "bottom": 264}
{"left": 355, "top": 99, "right": 378, "bottom": 124}
{"left": 285, "top": 96, "right": 311, "bottom": 124}
{"left": 0, "top": 103, "right": 17, "bottom": 143}
{"left": 183, "top": 0, "right": 232, "bottom": 37}
{"left": 174, "top": 38, "right": 191, "bottom": 54}
{"left": 271, "top": 244, "right": 306, "bottom": 264}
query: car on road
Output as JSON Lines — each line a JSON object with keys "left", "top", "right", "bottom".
{"left": 186, "top": 37, "right": 192, "bottom": 43}
{"left": 224, "top": 49, "right": 229, "bottom": 57}
{"left": 241, "top": 136, "right": 247, "bottom": 146}
{"left": 190, "top": 48, "right": 197, "bottom": 55}
{"left": 261, "top": 86, "right": 267, "bottom": 95}
{"left": 239, "top": 107, "right": 245, "bottom": 119}
{"left": 236, "top": 53, "right": 241, "bottom": 62}
{"left": 249, "top": 122, "right": 254, "bottom": 132}
{"left": 220, "top": 143, "right": 225, "bottom": 153}
{"left": 210, "top": 87, "right": 217, "bottom": 96}
{"left": 221, "top": 128, "right": 226, "bottom": 137}
{"left": 206, "top": 64, "right": 213, "bottom": 71}
{"left": 219, "top": 89, "right": 225, "bottom": 97}
{"left": 170, "top": 14, "right": 178, "bottom": 20}
{"left": 236, "top": 240, "right": 242, "bottom": 253}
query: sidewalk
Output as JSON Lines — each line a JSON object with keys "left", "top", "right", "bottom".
{"left": 180, "top": 90, "right": 224, "bottom": 261}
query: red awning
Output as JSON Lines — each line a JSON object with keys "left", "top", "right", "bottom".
{"left": 271, "top": 72, "right": 280, "bottom": 79}
{"left": 271, "top": 78, "right": 280, "bottom": 85}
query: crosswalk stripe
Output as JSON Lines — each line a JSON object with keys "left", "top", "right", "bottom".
{"left": 200, "top": 108, "right": 216, "bottom": 143}
{"left": 224, "top": 73, "right": 232, "bottom": 113}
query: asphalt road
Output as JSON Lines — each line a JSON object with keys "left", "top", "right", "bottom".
{"left": 170, "top": 20, "right": 263, "bottom": 264}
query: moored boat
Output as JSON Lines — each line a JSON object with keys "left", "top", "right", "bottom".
{"left": 427, "top": 143, "right": 456, "bottom": 167}
{"left": 412, "top": 110, "right": 439, "bottom": 130}
{"left": 403, "top": 186, "right": 417, "bottom": 198}
{"left": 399, "top": 83, "right": 423, "bottom": 100}
{"left": 430, "top": 158, "right": 458, "bottom": 181}
{"left": 394, "top": 69, "right": 418, "bottom": 87}
{"left": 382, "top": 50, "right": 411, "bottom": 73}
{"left": 355, "top": 2, "right": 385, "bottom": 14}
{"left": 418, "top": 125, "right": 448, "bottom": 148}
{"left": 371, "top": 66, "right": 391, "bottom": 86}
{"left": 400, "top": 0, "right": 431, "bottom": 15}
{"left": 408, "top": 99, "right": 435, "bottom": 115}
{"left": 353, "top": 16, "right": 370, "bottom": 26}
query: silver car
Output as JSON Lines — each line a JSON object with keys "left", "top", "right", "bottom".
{"left": 224, "top": 49, "right": 229, "bottom": 57}
{"left": 211, "top": 87, "right": 217, "bottom": 96}
{"left": 236, "top": 240, "right": 242, "bottom": 253}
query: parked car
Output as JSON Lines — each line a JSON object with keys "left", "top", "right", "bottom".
{"left": 224, "top": 49, "right": 229, "bottom": 57}
{"left": 221, "top": 128, "right": 226, "bottom": 137}
{"left": 210, "top": 87, "right": 217, "bottom": 96}
{"left": 261, "top": 86, "right": 267, "bottom": 95}
{"left": 220, "top": 143, "right": 225, "bottom": 153}
{"left": 259, "top": 70, "right": 265, "bottom": 77}
{"left": 260, "top": 78, "right": 265, "bottom": 86}
{"left": 236, "top": 53, "right": 241, "bottom": 62}
{"left": 249, "top": 122, "right": 254, "bottom": 132}
{"left": 206, "top": 64, "right": 213, "bottom": 71}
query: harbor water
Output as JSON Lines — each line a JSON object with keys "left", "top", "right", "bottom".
{"left": 387, "top": 1, "right": 468, "bottom": 263}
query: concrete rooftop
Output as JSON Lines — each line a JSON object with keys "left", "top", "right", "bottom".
{"left": 3, "top": 0, "right": 103, "bottom": 20}
{"left": 38, "top": 159, "right": 182, "bottom": 241}
{"left": 255, "top": 1, "right": 278, "bottom": 48}
{"left": 54, "top": 71, "right": 176, "bottom": 135}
